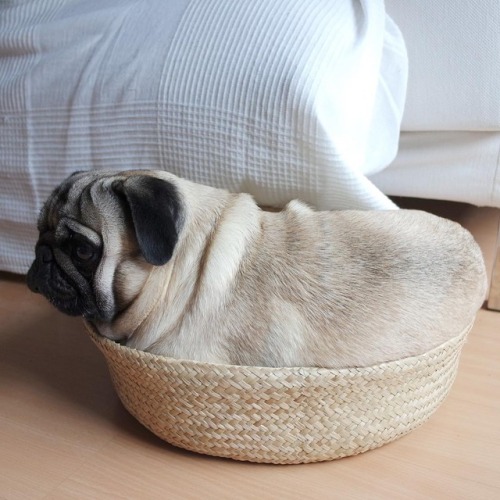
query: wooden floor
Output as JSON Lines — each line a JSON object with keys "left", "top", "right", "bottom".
{"left": 1, "top": 203, "right": 499, "bottom": 499}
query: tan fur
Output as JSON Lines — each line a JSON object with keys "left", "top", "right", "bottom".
{"left": 87, "top": 171, "right": 487, "bottom": 368}
{"left": 34, "top": 170, "right": 487, "bottom": 368}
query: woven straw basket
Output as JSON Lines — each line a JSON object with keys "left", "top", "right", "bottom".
{"left": 86, "top": 322, "right": 470, "bottom": 464}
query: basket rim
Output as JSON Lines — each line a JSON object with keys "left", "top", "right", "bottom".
{"left": 84, "top": 320, "right": 472, "bottom": 375}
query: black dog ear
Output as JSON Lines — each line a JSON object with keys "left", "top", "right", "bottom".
{"left": 112, "top": 175, "right": 183, "bottom": 266}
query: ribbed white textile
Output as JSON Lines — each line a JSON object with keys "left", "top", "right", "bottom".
{"left": 0, "top": 0, "right": 407, "bottom": 273}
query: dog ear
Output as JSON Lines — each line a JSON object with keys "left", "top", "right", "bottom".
{"left": 112, "top": 175, "right": 183, "bottom": 266}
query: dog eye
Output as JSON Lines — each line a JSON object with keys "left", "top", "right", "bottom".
{"left": 74, "top": 242, "right": 95, "bottom": 262}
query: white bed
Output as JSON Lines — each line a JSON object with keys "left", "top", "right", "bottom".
{"left": 373, "top": 0, "right": 500, "bottom": 206}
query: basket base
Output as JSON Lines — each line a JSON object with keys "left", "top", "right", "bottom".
{"left": 87, "top": 322, "right": 469, "bottom": 464}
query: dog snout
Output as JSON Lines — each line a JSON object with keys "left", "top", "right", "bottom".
{"left": 26, "top": 261, "right": 40, "bottom": 293}
{"left": 27, "top": 244, "right": 53, "bottom": 293}
{"left": 26, "top": 275, "right": 39, "bottom": 293}
{"left": 37, "top": 244, "right": 54, "bottom": 263}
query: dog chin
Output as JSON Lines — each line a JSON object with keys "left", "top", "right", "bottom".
{"left": 28, "top": 261, "right": 99, "bottom": 319}
{"left": 48, "top": 295, "right": 85, "bottom": 316}
{"left": 44, "top": 287, "right": 105, "bottom": 319}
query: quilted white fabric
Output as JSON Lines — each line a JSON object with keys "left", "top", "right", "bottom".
{"left": 0, "top": 0, "right": 407, "bottom": 273}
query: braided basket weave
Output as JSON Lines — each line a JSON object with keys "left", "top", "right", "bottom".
{"left": 86, "top": 323, "right": 470, "bottom": 464}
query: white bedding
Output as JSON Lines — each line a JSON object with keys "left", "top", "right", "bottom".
{"left": 0, "top": 0, "right": 407, "bottom": 274}
{"left": 386, "top": 0, "right": 500, "bottom": 131}
{"left": 372, "top": 0, "right": 500, "bottom": 207}
{"left": 370, "top": 131, "right": 500, "bottom": 207}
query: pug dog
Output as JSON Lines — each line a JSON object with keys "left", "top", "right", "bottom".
{"left": 27, "top": 170, "right": 487, "bottom": 368}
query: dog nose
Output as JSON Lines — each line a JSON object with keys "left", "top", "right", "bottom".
{"left": 28, "top": 280, "right": 40, "bottom": 293}
{"left": 37, "top": 244, "right": 53, "bottom": 263}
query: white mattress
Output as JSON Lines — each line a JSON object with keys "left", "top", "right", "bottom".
{"left": 0, "top": 0, "right": 407, "bottom": 274}
{"left": 373, "top": 1, "right": 500, "bottom": 207}
{"left": 386, "top": 0, "right": 500, "bottom": 131}
{"left": 370, "top": 131, "right": 500, "bottom": 207}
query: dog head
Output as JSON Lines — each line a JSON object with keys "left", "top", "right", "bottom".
{"left": 27, "top": 170, "right": 183, "bottom": 322}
